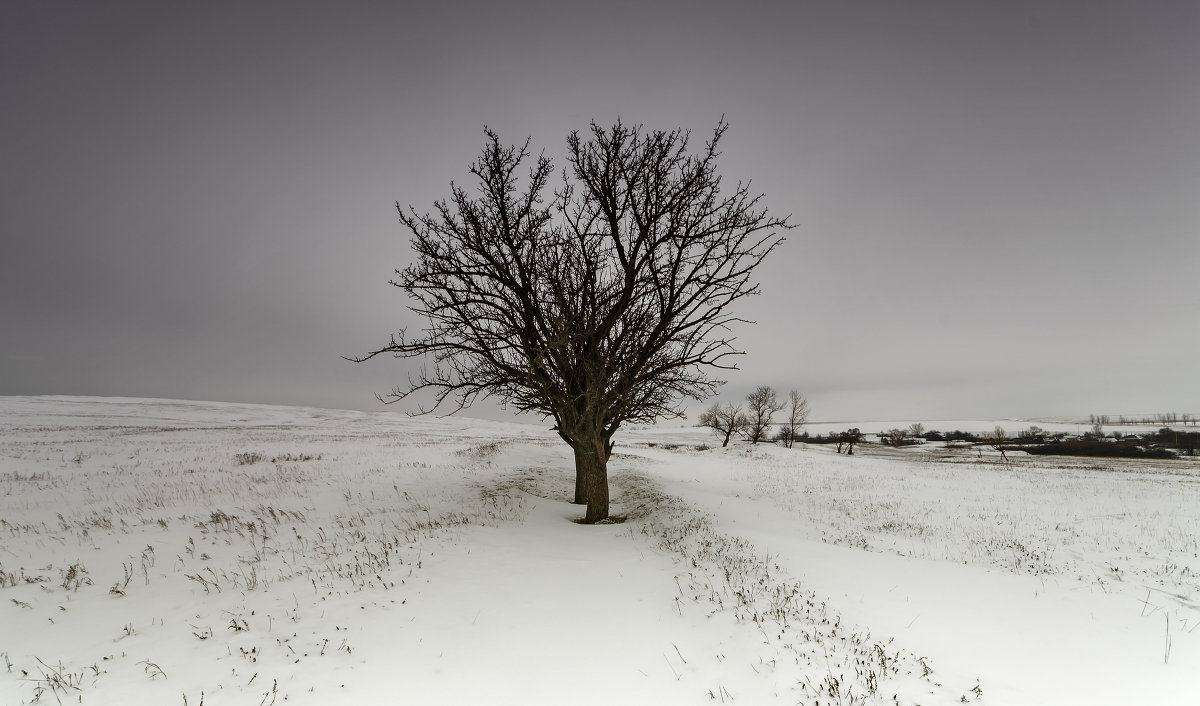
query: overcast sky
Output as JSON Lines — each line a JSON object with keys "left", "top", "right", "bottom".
{"left": 2, "top": 0, "right": 1197, "bottom": 423}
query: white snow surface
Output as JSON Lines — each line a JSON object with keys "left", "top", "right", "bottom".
{"left": 2, "top": 396, "right": 1199, "bottom": 705}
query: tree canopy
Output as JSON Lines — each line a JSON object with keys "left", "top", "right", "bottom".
{"left": 354, "top": 120, "right": 789, "bottom": 522}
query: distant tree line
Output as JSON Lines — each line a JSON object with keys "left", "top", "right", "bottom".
{"left": 1112, "top": 413, "right": 1196, "bottom": 426}
{"left": 698, "top": 386, "right": 810, "bottom": 448}
{"left": 698, "top": 387, "right": 877, "bottom": 455}
{"left": 878, "top": 423, "right": 927, "bottom": 447}
{"left": 883, "top": 423, "right": 1197, "bottom": 460}
{"left": 698, "top": 404, "right": 1199, "bottom": 461}
{"left": 909, "top": 423, "right": 1197, "bottom": 458}
{"left": 1010, "top": 425, "right": 1197, "bottom": 458}
{"left": 807, "top": 428, "right": 864, "bottom": 455}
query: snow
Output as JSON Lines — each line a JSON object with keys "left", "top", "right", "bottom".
{"left": 2, "top": 396, "right": 1199, "bottom": 704}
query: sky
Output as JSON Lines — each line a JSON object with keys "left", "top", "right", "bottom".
{"left": 2, "top": 0, "right": 1197, "bottom": 423}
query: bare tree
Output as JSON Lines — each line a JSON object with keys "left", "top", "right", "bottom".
{"left": 1018, "top": 425, "right": 1045, "bottom": 441}
{"left": 699, "top": 402, "right": 749, "bottom": 447}
{"left": 884, "top": 428, "right": 907, "bottom": 447}
{"left": 983, "top": 425, "right": 1010, "bottom": 463}
{"left": 776, "top": 390, "right": 810, "bottom": 449}
{"left": 908, "top": 422, "right": 925, "bottom": 438}
{"left": 744, "top": 385, "right": 785, "bottom": 443}
{"left": 842, "top": 428, "right": 863, "bottom": 455}
{"left": 352, "top": 120, "right": 788, "bottom": 523}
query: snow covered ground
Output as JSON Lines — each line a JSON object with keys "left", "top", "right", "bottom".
{"left": 2, "top": 396, "right": 1199, "bottom": 705}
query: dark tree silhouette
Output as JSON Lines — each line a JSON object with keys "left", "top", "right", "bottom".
{"left": 776, "top": 389, "right": 810, "bottom": 449}
{"left": 839, "top": 428, "right": 863, "bottom": 455}
{"left": 699, "top": 402, "right": 749, "bottom": 447}
{"left": 984, "top": 426, "right": 1010, "bottom": 463}
{"left": 352, "top": 120, "right": 788, "bottom": 522}
{"left": 744, "top": 385, "right": 785, "bottom": 443}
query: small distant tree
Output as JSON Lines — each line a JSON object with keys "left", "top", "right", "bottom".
{"left": 846, "top": 428, "right": 863, "bottom": 455}
{"left": 837, "top": 428, "right": 863, "bottom": 455}
{"left": 1017, "top": 426, "right": 1045, "bottom": 442}
{"left": 776, "top": 390, "right": 810, "bottom": 449}
{"left": 1089, "top": 414, "right": 1109, "bottom": 439}
{"left": 984, "top": 426, "right": 1010, "bottom": 463}
{"left": 699, "top": 402, "right": 749, "bottom": 448}
{"left": 908, "top": 422, "right": 925, "bottom": 438}
{"left": 744, "top": 386, "right": 785, "bottom": 443}
{"left": 884, "top": 428, "right": 907, "bottom": 447}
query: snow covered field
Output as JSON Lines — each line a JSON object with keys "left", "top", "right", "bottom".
{"left": 2, "top": 397, "right": 1199, "bottom": 705}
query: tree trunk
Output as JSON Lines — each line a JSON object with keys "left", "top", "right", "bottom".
{"left": 572, "top": 445, "right": 587, "bottom": 504}
{"left": 576, "top": 436, "right": 610, "bottom": 523}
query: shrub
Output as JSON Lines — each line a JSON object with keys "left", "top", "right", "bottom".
{"left": 1016, "top": 440, "right": 1176, "bottom": 459}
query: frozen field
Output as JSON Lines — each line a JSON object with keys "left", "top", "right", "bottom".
{"left": 2, "top": 397, "right": 1199, "bottom": 705}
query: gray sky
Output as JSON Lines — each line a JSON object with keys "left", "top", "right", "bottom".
{"left": 2, "top": 0, "right": 1197, "bottom": 422}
